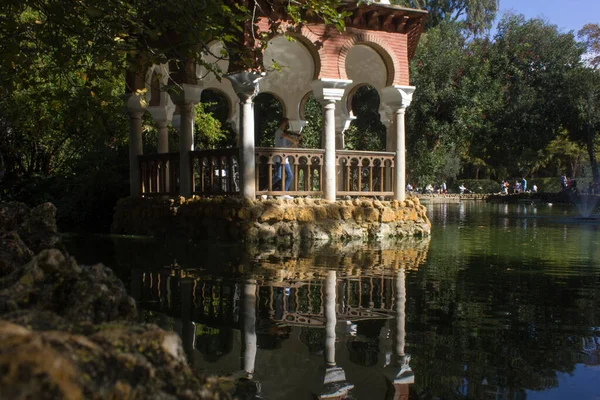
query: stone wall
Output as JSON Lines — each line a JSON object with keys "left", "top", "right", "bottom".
{"left": 112, "top": 196, "right": 431, "bottom": 242}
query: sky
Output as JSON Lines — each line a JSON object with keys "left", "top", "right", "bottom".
{"left": 496, "top": 0, "right": 599, "bottom": 34}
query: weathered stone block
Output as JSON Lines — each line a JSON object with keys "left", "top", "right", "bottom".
{"left": 380, "top": 208, "right": 396, "bottom": 223}
{"left": 296, "top": 208, "right": 315, "bottom": 223}
{"left": 339, "top": 207, "right": 353, "bottom": 221}
{"left": 283, "top": 208, "right": 297, "bottom": 221}
{"left": 352, "top": 207, "right": 364, "bottom": 223}
{"left": 363, "top": 207, "right": 380, "bottom": 222}
{"left": 325, "top": 204, "right": 341, "bottom": 220}
{"left": 238, "top": 208, "right": 251, "bottom": 220}
{"left": 314, "top": 206, "right": 327, "bottom": 221}
{"left": 361, "top": 200, "right": 372, "bottom": 208}
{"left": 259, "top": 205, "right": 284, "bottom": 223}
{"left": 257, "top": 224, "right": 277, "bottom": 241}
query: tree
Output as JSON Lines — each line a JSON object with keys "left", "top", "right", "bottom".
{"left": 406, "top": 21, "right": 496, "bottom": 184}
{"left": 578, "top": 23, "right": 600, "bottom": 68}
{"left": 0, "top": 0, "right": 348, "bottom": 231}
{"left": 393, "top": 0, "right": 499, "bottom": 35}
{"left": 562, "top": 67, "right": 600, "bottom": 184}
{"left": 470, "top": 15, "right": 585, "bottom": 177}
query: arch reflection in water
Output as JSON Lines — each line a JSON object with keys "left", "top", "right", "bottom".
{"left": 132, "top": 240, "right": 429, "bottom": 400}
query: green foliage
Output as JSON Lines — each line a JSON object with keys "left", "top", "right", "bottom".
{"left": 475, "top": 15, "right": 585, "bottom": 175}
{"left": 407, "top": 21, "right": 494, "bottom": 183}
{"left": 344, "top": 86, "right": 386, "bottom": 151}
{"left": 560, "top": 66, "right": 600, "bottom": 183}
{"left": 0, "top": 0, "right": 348, "bottom": 232}
{"left": 405, "top": 15, "right": 599, "bottom": 185}
{"left": 254, "top": 93, "right": 283, "bottom": 147}
{"left": 194, "top": 102, "right": 227, "bottom": 149}
{"left": 457, "top": 179, "right": 500, "bottom": 194}
{"left": 300, "top": 95, "right": 323, "bottom": 149}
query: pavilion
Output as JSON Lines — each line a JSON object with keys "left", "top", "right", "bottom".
{"left": 122, "top": 0, "right": 427, "bottom": 203}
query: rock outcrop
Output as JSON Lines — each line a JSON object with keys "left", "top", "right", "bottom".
{"left": 0, "top": 320, "right": 231, "bottom": 400}
{"left": 0, "top": 202, "right": 234, "bottom": 399}
{"left": 0, "top": 250, "right": 136, "bottom": 324}
{"left": 0, "top": 249, "right": 232, "bottom": 400}
{"left": 0, "top": 202, "right": 60, "bottom": 277}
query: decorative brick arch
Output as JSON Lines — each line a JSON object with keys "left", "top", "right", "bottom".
{"left": 338, "top": 33, "right": 397, "bottom": 87}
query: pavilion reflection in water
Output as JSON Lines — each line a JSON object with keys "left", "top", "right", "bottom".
{"left": 130, "top": 253, "right": 424, "bottom": 400}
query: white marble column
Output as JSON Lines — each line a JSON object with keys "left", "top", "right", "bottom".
{"left": 395, "top": 107, "right": 407, "bottom": 201}
{"left": 381, "top": 86, "right": 415, "bottom": 201}
{"left": 149, "top": 101, "right": 175, "bottom": 191}
{"left": 128, "top": 111, "right": 144, "bottom": 196}
{"left": 147, "top": 64, "right": 175, "bottom": 154}
{"left": 123, "top": 93, "right": 146, "bottom": 196}
{"left": 169, "top": 84, "right": 203, "bottom": 197}
{"left": 311, "top": 79, "right": 352, "bottom": 202}
{"left": 242, "top": 279, "right": 257, "bottom": 377}
{"left": 335, "top": 110, "right": 356, "bottom": 192}
{"left": 226, "top": 72, "right": 263, "bottom": 200}
{"left": 380, "top": 106, "right": 395, "bottom": 193}
{"left": 148, "top": 101, "right": 175, "bottom": 154}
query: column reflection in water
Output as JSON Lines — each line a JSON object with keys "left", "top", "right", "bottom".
{"left": 384, "top": 269, "right": 414, "bottom": 399}
{"left": 320, "top": 270, "right": 354, "bottom": 399}
{"left": 242, "top": 280, "right": 258, "bottom": 379}
{"left": 178, "top": 277, "right": 196, "bottom": 367}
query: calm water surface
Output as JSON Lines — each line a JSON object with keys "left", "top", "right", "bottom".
{"left": 64, "top": 202, "right": 600, "bottom": 399}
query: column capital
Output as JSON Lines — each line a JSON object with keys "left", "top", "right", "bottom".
{"left": 311, "top": 78, "right": 352, "bottom": 104}
{"left": 226, "top": 71, "right": 265, "bottom": 102}
{"left": 381, "top": 85, "right": 416, "bottom": 111}
{"left": 379, "top": 104, "right": 394, "bottom": 128}
{"left": 148, "top": 97, "right": 176, "bottom": 123}
{"left": 167, "top": 83, "right": 203, "bottom": 106}
{"left": 122, "top": 93, "right": 147, "bottom": 114}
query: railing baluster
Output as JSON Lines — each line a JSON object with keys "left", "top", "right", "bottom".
{"left": 303, "top": 163, "right": 309, "bottom": 191}
{"left": 140, "top": 160, "right": 146, "bottom": 193}
{"left": 345, "top": 164, "right": 350, "bottom": 191}
{"left": 281, "top": 153, "right": 286, "bottom": 192}
{"left": 357, "top": 161, "right": 362, "bottom": 193}
{"left": 218, "top": 159, "right": 223, "bottom": 193}
{"left": 255, "top": 161, "right": 259, "bottom": 193}
{"left": 268, "top": 160, "right": 273, "bottom": 191}
{"left": 228, "top": 156, "right": 233, "bottom": 193}
{"left": 200, "top": 157, "right": 205, "bottom": 193}
{"left": 294, "top": 161, "right": 298, "bottom": 191}
{"left": 369, "top": 164, "right": 373, "bottom": 192}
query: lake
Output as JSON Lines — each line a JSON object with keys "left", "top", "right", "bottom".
{"left": 64, "top": 201, "right": 600, "bottom": 399}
